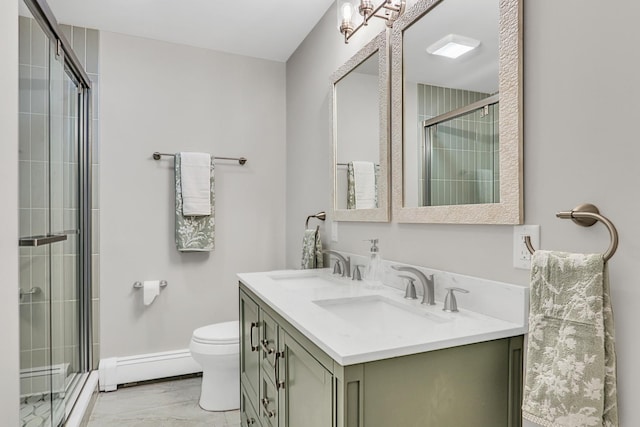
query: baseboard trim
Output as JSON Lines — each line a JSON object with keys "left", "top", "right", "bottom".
{"left": 98, "top": 349, "right": 202, "bottom": 392}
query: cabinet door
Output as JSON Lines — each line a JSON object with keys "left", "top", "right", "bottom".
{"left": 240, "top": 291, "right": 261, "bottom": 403}
{"left": 279, "top": 331, "right": 333, "bottom": 427}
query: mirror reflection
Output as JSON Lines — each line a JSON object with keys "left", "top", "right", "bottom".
{"left": 331, "top": 31, "right": 389, "bottom": 223}
{"left": 403, "top": 0, "right": 499, "bottom": 208}
{"left": 335, "top": 51, "right": 380, "bottom": 210}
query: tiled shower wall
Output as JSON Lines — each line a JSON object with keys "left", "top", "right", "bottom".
{"left": 18, "top": 16, "right": 100, "bottom": 397}
{"left": 19, "top": 15, "right": 52, "bottom": 395}
{"left": 417, "top": 84, "right": 499, "bottom": 206}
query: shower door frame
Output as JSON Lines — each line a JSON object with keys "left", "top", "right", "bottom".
{"left": 22, "top": 0, "right": 93, "bottom": 388}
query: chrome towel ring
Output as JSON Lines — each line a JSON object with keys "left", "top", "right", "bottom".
{"left": 524, "top": 203, "right": 618, "bottom": 261}
{"left": 305, "top": 211, "right": 326, "bottom": 229}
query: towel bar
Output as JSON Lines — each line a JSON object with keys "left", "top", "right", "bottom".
{"left": 152, "top": 152, "right": 247, "bottom": 165}
{"left": 133, "top": 280, "right": 168, "bottom": 289}
{"left": 524, "top": 203, "right": 618, "bottom": 261}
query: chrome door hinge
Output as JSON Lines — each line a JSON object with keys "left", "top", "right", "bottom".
{"left": 56, "top": 39, "right": 63, "bottom": 58}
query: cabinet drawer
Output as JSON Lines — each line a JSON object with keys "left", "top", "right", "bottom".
{"left": 260, "top": 376, "right": 279, "bottom": 427}
{"left": 241, "top": 385, "right": 261, "bottom": 427}
{"left": 260, "top": 310, "right": 279, "bottom": 383}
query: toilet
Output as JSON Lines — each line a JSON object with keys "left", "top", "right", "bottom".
{"left": 189, "top": 320, "right": 240, "bottom": 411}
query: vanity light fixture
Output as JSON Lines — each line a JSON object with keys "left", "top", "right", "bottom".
{"left": 338, "top": 0, "right": 406, "bottom": 44}
{"left": 426, "top": 34, "right": 481, "bottom": 59}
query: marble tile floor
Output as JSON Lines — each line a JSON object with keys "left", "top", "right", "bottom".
{"left": 88, "top": 377, "right": 240, "bottom": 427}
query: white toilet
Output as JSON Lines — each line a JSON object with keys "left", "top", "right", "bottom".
{"left": 189, "top": 320, "right": 240, "bottom": 411}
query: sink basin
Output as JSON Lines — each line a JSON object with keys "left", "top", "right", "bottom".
{"left": 268, "top": 271, "right": 342, "bottom": 291}
{"left": 313, "top": 295, "right": 448, "bottom": 333}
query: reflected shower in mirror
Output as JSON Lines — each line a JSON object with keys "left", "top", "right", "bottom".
{"left": 403, "top": 0, "right": 499, "bottom": 208}
{"left": 331, "top": 31, "right": 390, "bottom": 222}
{"left": 391, "top": 0, "right": 522, "bottom": 224}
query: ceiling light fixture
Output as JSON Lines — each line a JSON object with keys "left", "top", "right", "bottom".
{"left": 426, "top": 34, "right": 481, "bottom": 59}
{"left": 338, "top": 0, "right": 406, "bottom": 44}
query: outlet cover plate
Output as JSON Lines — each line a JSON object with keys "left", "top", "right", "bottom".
{"left": 513, "top": 225, "right": 540, "bottom": 269}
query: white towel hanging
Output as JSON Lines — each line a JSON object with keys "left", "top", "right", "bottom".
{"left": 179, "top": 152, "right": 211, "bottom": 216}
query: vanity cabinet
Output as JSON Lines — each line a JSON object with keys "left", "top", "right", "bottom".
{"left": 240, "top": 290, "right": 333, "bottom": 427}
{"left": 239, "top": 285, "right": 523, "bottom": 427}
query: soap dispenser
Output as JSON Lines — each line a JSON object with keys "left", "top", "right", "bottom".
{"left": 363, "top": 239, "right": 384, "bottom": 289}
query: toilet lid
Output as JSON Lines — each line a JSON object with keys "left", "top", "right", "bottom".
{"left": 192, "top": 320, "right": 239, "bottom": 345}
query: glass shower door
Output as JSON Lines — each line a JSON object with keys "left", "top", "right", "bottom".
{"left": 19, "top": 20, "right": 82, "bottom": 427}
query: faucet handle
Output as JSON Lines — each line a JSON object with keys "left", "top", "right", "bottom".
{"left": 352, "top": 265, "right": 364, "bottom": 281}
{"left": 399, "top": 275, "right": 418, "bottom": 300}
{"left": 443, "top": 287, "right": 469, "bottom": 312}
{"left": 332, "top": 260, "right": 343, "bottom": 276}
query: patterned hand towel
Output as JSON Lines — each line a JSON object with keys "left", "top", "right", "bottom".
{"left": 523, "top": 251, "right": 618, "bottom": 427}
{"left": 175, "top": 153, "right": 215, "bottom": 252}
{"left": 300, "top": 228, "right": 323, "bottom": 269}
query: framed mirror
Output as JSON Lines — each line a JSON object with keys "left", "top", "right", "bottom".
{"left": 331, "top": 31, "right": 390, "bottom": 222}
{"left": 391, "top": 0, "right": 522, "bottom": 224}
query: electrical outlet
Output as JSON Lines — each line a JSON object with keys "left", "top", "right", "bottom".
{"left": 331, "top": 221, "right": 339, "bottom": 242}
{"left": 513, "top": 225, "right": 540, "bottom": 269}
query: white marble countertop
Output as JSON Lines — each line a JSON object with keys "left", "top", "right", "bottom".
{"left": 238, "top": 267, "right": 528, "bottom": 366}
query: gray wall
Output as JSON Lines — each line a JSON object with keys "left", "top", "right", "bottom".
{"left": 0, "top": 0, "right": 20, "bottom": 423}
{"left": 99, "top": 32, "right": 287, "bottom": 358}
{"left": 286, "top": 1, "right": 640, "bottom": 424}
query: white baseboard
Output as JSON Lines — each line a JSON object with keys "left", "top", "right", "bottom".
{"left": 98, "top": 349, "right": 202, "bottom": 392}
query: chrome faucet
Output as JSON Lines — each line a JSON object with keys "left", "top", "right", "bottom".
{"left": 323, "top": 250, "right": 351, "bottom": 278}
{"left": 391, "top": 265, "right": 435, "bottom": 305}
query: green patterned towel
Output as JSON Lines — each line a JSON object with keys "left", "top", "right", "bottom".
{"left": 523, "top": 251, "right": 618, "bottom": 427}
{"left": 300, "top": 228, "right": 323, "bottom": 269}
{"left": 175, "top": 154, "right": 215, "bottom": 252}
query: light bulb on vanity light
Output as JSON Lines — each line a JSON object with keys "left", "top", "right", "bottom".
{"left": 342, "top": 2, "right": 354, "bottom": 21}
{"left": 338, "top": 1, "right": 355, "bottom": 39}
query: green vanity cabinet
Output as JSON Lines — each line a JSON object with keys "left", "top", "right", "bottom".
{"left": 239, "top": 284, "right": 523, "bottom": 427}
{"left": 240, "top": 288, "right": 333, "bottom": 427}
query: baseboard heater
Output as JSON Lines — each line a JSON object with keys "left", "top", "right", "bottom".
{"left": 98, "top": 349, "right": 201, "bottom": 392}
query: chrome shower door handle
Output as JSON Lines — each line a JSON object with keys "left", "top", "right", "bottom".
{"left": 19, "top": 287, "right": 42, "bottom": 301}
{"left": 18, "top": 233, "right": 68, "bottom": 247}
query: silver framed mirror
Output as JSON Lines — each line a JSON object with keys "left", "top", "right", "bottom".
{"left": 331, "top": 31, "right": 390, "bottom": 222}
{"left": 391, "top": 0, "right": 522, "bottom": 224}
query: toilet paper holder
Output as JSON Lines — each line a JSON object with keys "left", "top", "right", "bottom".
{"left": 133, "top": 280, "right": 168, "bottom": 289}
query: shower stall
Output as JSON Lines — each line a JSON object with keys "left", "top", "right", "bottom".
{"left": 18, "top": 0, "right": 93, "bottom": 425}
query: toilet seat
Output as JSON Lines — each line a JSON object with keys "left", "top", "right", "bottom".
{"left": 192, "top": 320, "right": 239, "bottom": 345}
{"left": 190, "top": 320, "right": 239, "bottom": 355}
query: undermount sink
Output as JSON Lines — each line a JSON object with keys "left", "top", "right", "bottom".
{"left": 268, "top": 270, "right": 342, "bottom": 290}
{"left": 313, "top": 295, "right": 449, "bottom": 332}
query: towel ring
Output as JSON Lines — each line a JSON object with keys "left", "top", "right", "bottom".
{"left": 305, "top": 211, "right": 326, "bottom": 229}
{"left": 524, "top": 203, "right": 618, "bottom": 261}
